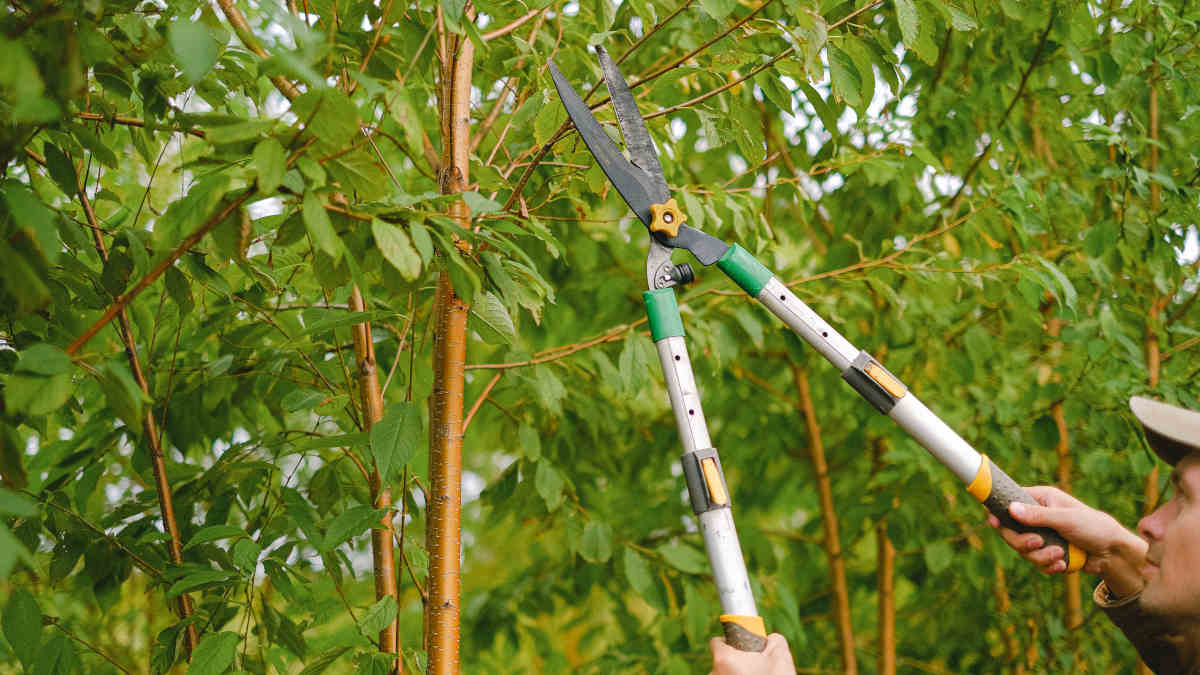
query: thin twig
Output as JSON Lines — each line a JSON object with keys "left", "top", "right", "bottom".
{"left": 481, "top": 8, "right": 542, "bottom": 41}
{"left": 462, "top": 370, "right": 503, "bottom": 432}
{"left": 45, "top": 618, "right": 135, "bottom": 675}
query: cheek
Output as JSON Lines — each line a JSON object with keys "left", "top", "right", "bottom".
{"left": 1165, "top": 508, "right": 1200, "bottom": 575}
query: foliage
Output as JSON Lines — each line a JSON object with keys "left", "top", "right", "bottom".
{"left": 2, "top": 0, "right": 1199, "bottom": 672}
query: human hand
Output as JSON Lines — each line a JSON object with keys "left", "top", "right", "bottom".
{"left": 709, "top": 633, "right": 796, "bottom": 675}
{"left": 987, "top": 485, "right": 1147, "bottom": 597}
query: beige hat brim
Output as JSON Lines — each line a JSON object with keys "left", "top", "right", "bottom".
{"left": 1130, "top": 396, "right": 1200, "bottom": 466}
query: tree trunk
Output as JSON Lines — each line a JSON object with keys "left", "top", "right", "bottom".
{"left": 350, "top": 287, "right": 401, "bottom": 672}
{"left": 425, "top": 21, "right": 473, "bottom": 674}
{"left": 1040, "top": 315, "right": 1081, "bottom": 630}
{"left": 872, "top": 438, "right": 895, "bottom": 675}
{"left": 793, "top": 367, "right": 856, "bottom": 674}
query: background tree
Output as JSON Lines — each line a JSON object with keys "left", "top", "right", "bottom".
{"left": 1, "top": 0, "right": 1198, "bottom": 673}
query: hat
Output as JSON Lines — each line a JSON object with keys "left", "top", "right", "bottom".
{"left": 1130, "top": 396, "right": 1200, "bottom": 466}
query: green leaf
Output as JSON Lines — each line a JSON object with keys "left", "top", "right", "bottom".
{"left": 535, "top": 461, "right": 564, "bottom": 511}
{"left": 518, "top": 424, "right": 541, "bottom": 459}
{"left": 302, "top": 192, "right": 342, "bottom": 260}
{"left": 923, "top": 540, "right": 953, "bottom": 575}
{"left": 373, "top": 219, "right": 422, "bottom": 280}
{"left": 167, "top": 569, "right": 237, "bottom": 599}
{"left": 357, "top": 596, "right": 398, "bottom": 638}
{"left": 3, "top": 588, "right": 42, "bottom": 668}
{"left": 797, "top": 81, "right": 839, "bottom": 137}
{"left": 623, "top": 547, "right": 653, "bottom": 596}
{"left": 43, "top": 144, "right": 79, "bottom": 196}
{"left": 657, "top": 541, "right": 708, "bottom": 575}
{"left": 469, "top": 291, "right": 517, "bottom": 345}
{"left": 169, "top": 20, "right": 220, "bottom": 85}
{"left": 5, "top": 373, "right": 72, "bottom": 416}
{"left": 369, "top": 402, "right": 421, "bottom": 483}
{"left": 320, "top": 505, "right": 386, "bottom": 551}
{"left": 184, "top": 525, "right": 246, "bottom": 550}
{"left": 33, "top": 632, "right": 79, "bottom": 674}
{"left": 98, "top": 361, "right": 150, "bottom": 430}
{"left": 281, "top": 388, "right": 328, "bottom": 412}
{"left": 462, "top": 192, "right": 502, "bottom": 216}
{"left": 187, "top": 631, "right": 240, "bottom": 675}
{"left": 895, "top": 0, "right": 919, "bottom": 49}
{"left": 0, "top": 488, "right": 36, "bottom": 517}
{"left": 2, "top": 179, "right": 61, "bottom": 263}
{"left": 15, "top": 343, "right": 71, "bottom": 376}
{"left": 232, "top": 538, "right": 262, "bottom": 572}
{"left": 253, "top": 138, "right": 287, "bottom": 195}
{"left": 409, "top": 221, "right": 434, "bottom": 264}
{"left": 698, "top": 0, "right": 736, "bottom": 19}
{"left": 841, "top": 36, "right": 876, "bottom": 111}
{"left": 828, "top": 46, "right": 862, "bottom": 108}
{"left": 580, "top": 521, "right": 613, "bottom": 563}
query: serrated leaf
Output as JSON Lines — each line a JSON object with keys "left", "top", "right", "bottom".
{"left": 187, "top": 632, "right": 239, "bottom": 675}
{"left": 253, "top": 138, "right": 287, "bottom": 195}
{"left": 623, "top": 548, "right": 653, "bottom": 596}
{"left": 895, "top": 0, "right": 919, "bottom": 48}
{"left": 657, "top": 541, "right": 708, "bottom": 575}
{"left": 535, "top": 461, "right": 564, "bottom": 511}
{"left": 281, "top": 388, "right": 328, "bottom": 412}
{"left": 232, "top": 538, "right": 262, "bottom": 572}
{"left": 470, "top": 291, "right": 517, "bottom": 345}
{"left": 4, "top": 373, "right": 72, "bottom": 416}
{"left": 43, "top": 144, "right": 79, "bottom": 196}
{"left": 923, "top": 540, "right": 953, "bottom": 575}
{"left": 320, "top": 505, "right": 387, "bottom": 551}
{"left": 167, "top": 569, "right": 236, "bottom": 599}
{"left": 462, "top": 191, "right": 502, "bottom": 216}
{"left": 184, "top": 525, "right": 246, "bottom": 550}
{"left": 699, "top": 0, "right": 736, "bottom": 19}
{"left": 169, "top": 20, "right": 219, "bottom": 85}
{"left": 0, "top": 488, "right": 36, "bottom": 517}
{"left": 15, "top": 343, "right": 71, "bottom": 376}
{"left": 3, "top": 588, "right": 42, "bottom": 668}
{"left": 302, "top": 192, "right": 342, "bottom": 260}
{"left": 373, "top": 219, "right": 421, "bottom": 280}
{"left": 409, "top": 221, "right": 434, "bottom": 264}
{"left": 369, "top": 401, "right": 421, "bottom": 483}
{"left": 357, "top": 596, "right": 398, "bottom": 638}
{"left": 580, "top": 521, "right": 613, "bottom": 563}
{"left": 828, "top": 46, "right": 862, "bottom": 108}
{"left": 518, "top": 424, "right": 541, "bottom": 459}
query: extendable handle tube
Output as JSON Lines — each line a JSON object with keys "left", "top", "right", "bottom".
{"left": 645, "top": 288, "right": 767, "bottom": 652}
{"left": 716, "top": 244, "right": 1086, "bottom": 572}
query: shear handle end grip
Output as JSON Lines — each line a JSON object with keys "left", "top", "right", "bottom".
{"left": 720, "top": 615, "right": 767, "bottom": 652}
{"left": 971, "top": 456, "right": 1087, "bottom": 573}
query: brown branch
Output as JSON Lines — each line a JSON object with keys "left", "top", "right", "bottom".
{"left": 349, "top": 286, "right": 401, "bottom": 669}
{"left": 66, "top": 188, "right": 255, "bottom": 356}
{"left": 72, "top": 155, "right": 200, "bottom": 656}
{"left": 76, "top": 112, "right": 206, "bottom": 138}
{"left": 873, "top": 438, "right": 895, "bottom": 675}
{"left": 31, "top": 492, "right": 162, "bottom": 578}
{"left": 793, "top": 366, "right": 857, "bottom": 674}
{"left": 615, "top": 0, "right": 694, "bottom": 65}
{"left": 215, "top": 0, "right": 302, "bottom": 100}
{"left": 643, "top": 46, "right": 795, "bottom": 121}
{"left": 462, "top": 370, "right": 503, "bottom": 433}
{"left": 482, "top": 8, "right": 541, "bottom": 41}
{"left": 45, "top": 617, "right": 135, "bottom": 674}
{"left": 426, "top": 19, "right": 474, "bottom": 674}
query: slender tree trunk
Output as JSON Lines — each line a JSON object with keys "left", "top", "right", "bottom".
{"left": 1040, "top": 315, "right": 1082, "bottom": 630}
{"left": 425, "top": 22, "right": 473, "bottom": 675}
{"left": 872, "top": 438, "right": 895, "bottom": 675}
{"left": 1137, "top": 76, "right": 1161, "bottom": 675}
{"left": 75, "top": 164, "right": 199, "bottom": 658}
{"left": 350, "top": 287, "right": 401, "bottom": 672}
{"left": 793, "top": 367, "right": 856, "bottom": 674}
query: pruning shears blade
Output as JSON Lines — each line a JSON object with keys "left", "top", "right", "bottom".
{"left": 595, "top": 46, "right": 670, "bottom": 204}
{"left": 548, "top": 59, "right": 659, "bottom": 228}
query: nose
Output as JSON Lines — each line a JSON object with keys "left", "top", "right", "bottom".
{"left": 1139, "top": 502, "right": 1171, "bottom": 541}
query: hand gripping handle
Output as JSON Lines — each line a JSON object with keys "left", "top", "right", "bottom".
{"left": 721, "top": 615, "right": 767, "bottom": 652}
{"left": 969, "top": 456, "right": 1086, "bottom": 572}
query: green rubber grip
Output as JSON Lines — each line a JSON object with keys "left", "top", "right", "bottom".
{"left": 717, "top": 244, "right": 772, "bottom": 296}
{"left": 643, "top": 288, "right": 684, "bottom": 341}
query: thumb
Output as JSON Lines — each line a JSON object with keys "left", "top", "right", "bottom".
{"left": 1009, "top": 501, "right": 1072, "bottom": 532}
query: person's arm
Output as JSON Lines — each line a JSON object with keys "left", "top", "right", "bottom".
{"left": 709, "top": 633, "right": 796, "bottom": 675}
{"left": 986, "top": 485, "right": 1147, "bottom": 596}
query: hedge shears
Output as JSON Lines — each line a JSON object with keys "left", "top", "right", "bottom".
{"left": 548, "top": 46, "right": 1084, "bottom": 653}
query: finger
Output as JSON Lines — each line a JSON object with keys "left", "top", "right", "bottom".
{"left": 996, "top": 527, "right": 1044, "bottom": 552}
{"left": 1024, "top": 544, "right": 1065, "bottom": 567}
{"left": 987, "top": 513, "right": 999, "bottom": 528}
{"left": 1038, "top": 559, "right": 1067, "bottom": 575}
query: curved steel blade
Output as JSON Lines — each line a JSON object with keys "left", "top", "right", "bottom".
{"left": 595, "top": 46, "right": 670, "bottom": 204}
{"left": 548, "top": 59, "right": 659, "bottom": 227}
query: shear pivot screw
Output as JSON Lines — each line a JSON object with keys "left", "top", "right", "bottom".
{"left": 649, "top": 198, "right": 687, "bottom": 238}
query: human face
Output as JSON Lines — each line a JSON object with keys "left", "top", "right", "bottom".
{"left": 1137, "top": 454, "right": 1200, "bottom": 617}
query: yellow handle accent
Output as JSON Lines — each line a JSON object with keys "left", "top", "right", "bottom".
{"left": 966, "top": 455, "right": 992, "bottom": 502}
{"left": 719, "top": 614, "right": 766, "bottom": 638}
{"left": 865, "top": 362, "right": 907, "bottom": 398}
{"left": 1067, "top": 544, "right": 1086, "bottom": 572}
{"left": 701, "top": 457, "right": 728, "bottom": 506}
{"left": 649, "top": 198, "right": 686, "bottom": 238}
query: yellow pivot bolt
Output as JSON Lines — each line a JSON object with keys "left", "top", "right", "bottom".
{"left": 649, "top": 198, "right": 687, "bottom": 238}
